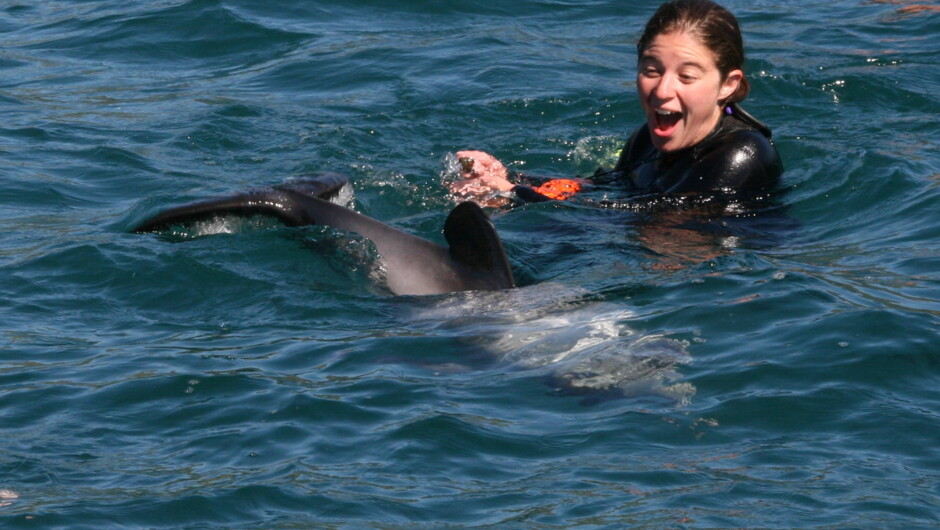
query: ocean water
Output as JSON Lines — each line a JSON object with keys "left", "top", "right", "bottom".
{"left": 1, "top": 0, "right": 939, "bottom": 527}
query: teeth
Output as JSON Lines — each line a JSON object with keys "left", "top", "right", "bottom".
{"left": 656, "top": 109, "right": 679, "bottom": 116}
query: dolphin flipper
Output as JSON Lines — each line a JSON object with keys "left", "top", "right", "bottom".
{"left": 132, "top": 175, "right": 515, "bottom": 295}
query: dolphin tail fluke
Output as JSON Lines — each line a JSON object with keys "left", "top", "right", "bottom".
{"left": 272, "top": 173, "right": 348, "bottom": 200}
{"left": 132, "top": 174, "right": 348, "bottom": 233}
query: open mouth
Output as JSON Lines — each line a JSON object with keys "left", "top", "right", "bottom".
{"left": 652, "top": 108, "right": 682, "bottom": 136}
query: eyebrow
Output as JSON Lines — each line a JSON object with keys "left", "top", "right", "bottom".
{"left": 639, "top": 54, "right": 708, "bottom": 71}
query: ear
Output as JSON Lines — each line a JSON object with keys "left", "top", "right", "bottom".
{"left": 719, "top": 69, "right": 743, "bottom": 101}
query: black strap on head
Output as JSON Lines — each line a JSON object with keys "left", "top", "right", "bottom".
{"left": 727, "top": 102, "right": 773, "bottom": 139}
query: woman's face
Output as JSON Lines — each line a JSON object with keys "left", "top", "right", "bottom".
{"left": 636, "top": 31, "right": 742, "bottom": 152}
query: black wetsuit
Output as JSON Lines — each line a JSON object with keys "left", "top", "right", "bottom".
{"left": 512, "top": 104, "right": 782, "bottom": 203}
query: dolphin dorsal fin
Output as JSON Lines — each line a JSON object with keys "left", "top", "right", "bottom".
{"left": 443, "top": 202, "right": 515, "bottom": 288}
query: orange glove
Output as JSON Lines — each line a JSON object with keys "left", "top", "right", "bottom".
{"left": 534, "top": 179, "right": 583, "bottom": 200}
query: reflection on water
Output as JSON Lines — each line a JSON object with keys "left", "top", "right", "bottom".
{"left": 411, "top": 285, "right": 695, "bottom": 404}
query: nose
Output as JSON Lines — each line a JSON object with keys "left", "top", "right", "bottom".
{"left": 654, "top": 73, "right": 676, "bottom": 100}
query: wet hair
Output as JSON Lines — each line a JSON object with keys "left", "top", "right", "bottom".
{"left": 637, "top": 0, "right": 750, "bottom": 104}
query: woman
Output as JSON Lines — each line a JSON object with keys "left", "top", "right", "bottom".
{"left": 452, "top": 0, "right": 782, "bottom": 206}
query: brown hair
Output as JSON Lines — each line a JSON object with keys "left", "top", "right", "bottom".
{"left": 637, "top": 0, "right": 750, "bottom": 104}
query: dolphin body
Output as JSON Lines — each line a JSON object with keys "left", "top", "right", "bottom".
{"left": 132, "top": 174, "right": 515, "bottom": 296}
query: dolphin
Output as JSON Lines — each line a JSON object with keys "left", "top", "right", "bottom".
{"left": 131, "top": 174, "right": 516, "bottom": 296}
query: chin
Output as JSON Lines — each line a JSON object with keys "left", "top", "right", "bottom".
{"left": 646, "top": 122, "right": 686, "bottom": 153}
{"left": 649, "top": 134, "right": 684, "bottom": 153}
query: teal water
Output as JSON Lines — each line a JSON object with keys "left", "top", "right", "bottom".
{"left": 2, "top": 0, "right": 939, "bottom": 527}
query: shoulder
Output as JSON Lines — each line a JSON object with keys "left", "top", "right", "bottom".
{"left": 705, "top": 127, "right": 779, "bottom": 165}
{"left": 689, "top": 125, "right": 783, "bottom": 195}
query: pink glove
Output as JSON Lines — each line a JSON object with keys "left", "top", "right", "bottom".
{"left": 452, "top": 150, "right": 515, "bottom": 193}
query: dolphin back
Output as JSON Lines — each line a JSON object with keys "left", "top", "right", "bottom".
{"left": 131, "top": 175, "right": 515, "bottom": 295}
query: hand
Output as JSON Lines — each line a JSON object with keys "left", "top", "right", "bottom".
{"left": 453, "top": 150, "right": 515, "bottom": 192}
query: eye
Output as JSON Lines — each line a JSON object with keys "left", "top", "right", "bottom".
{"left": 639, "top": 66, "right": 661, "bottom": 78}
{"left": 676, "top": 68, "right": 701, "bottom": 82}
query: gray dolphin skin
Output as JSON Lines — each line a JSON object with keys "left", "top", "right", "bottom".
{"left": 132, "top": 174, "right": 516, "bottom": 296}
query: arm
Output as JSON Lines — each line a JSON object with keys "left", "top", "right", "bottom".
{"left": 450, "top": 150, "right": 586, "bottom": 204}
